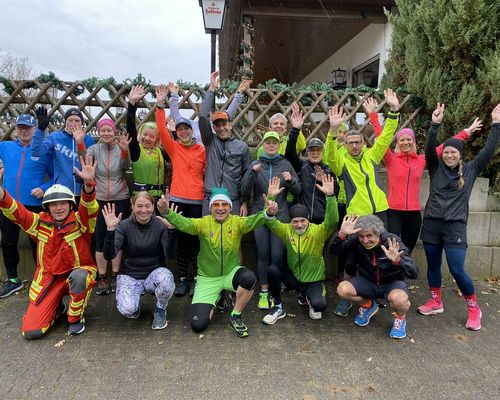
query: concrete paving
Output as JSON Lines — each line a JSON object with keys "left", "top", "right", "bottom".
{"left": 0, "top": 278, "right": 499, "bottom": 400}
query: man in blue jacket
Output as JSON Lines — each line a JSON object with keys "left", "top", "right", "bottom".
{"left": 0, "top": 114, "right": 53, "bottom": 298}
{"left": 31, "top": 107, "right": 94, "bottom": 200}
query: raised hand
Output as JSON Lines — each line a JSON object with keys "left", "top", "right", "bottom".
{"left": 102, "top": 203, "right": 122, "bottom": 231}
{"left": 30, "top": 188, "right": 44, "bottom": 198}
{"left": 491, "top": 104, "right": 500, "bottom": 124}
{"left": 262, "top": 194, "right": 278, "bottom": 216}
{"left": 117, "top": 132, "right": 132, "bottom": 152}
{"left": 339, "top": 215, "right": 361, "bottom": 236}
{"left": 267, "top": 176, "right": 285, "bottom": 197}
{"left": 281, "top": 171, "right": 292, "bottom": 182}
{"left": 156, "top": 189, "right": 170, "bottom": 215}
{"left": 311, "top": 164, "right": 325, "bottom": 181}
{"left": 238, "top": 79, "right": 252, "bottom": 93}
{"left": 329, "top": 106, "right": 346, "bottom": 132}
{"left": 155, "top": 84, "right": 169, "bottom": 105}
{"left": 252, "top": 162, "right": 261, "bottom": 172}
{"left": 35, "top": 106, "right": 50, "bottom": 131}
{"left": 315, "top": 174, "right": 335, "bottom": 196}
{"left": 129, "top": 85, "right": 147, "bottom": 106}
{"left": 291, "top": 101, "right": 305, "bottom": 130}
{"left": 465, "top": 117, "right": 483, "bottom": 137}
{"left": 381, "top": 237, "right": 404, "bottom": 264}
{"left": 239, "top": 201, "right": 248, "bottom": 217}
{"left": 73, "top": 154, "right": 96, "bottom": 184}
{"left": 431, "top": 103, "right": 445, "bottom": 124}
{"left": 72, "top": 125, "right": 86, "bottom": 143}
{"left": 209, "top": 71, "right": 220, "bottom": 92}
{"left": 363, "top": 97, "right": 378, "bottom": 114}
{"left": 167, "top": 82, "right": 179, "bottom": 96}
{"left": 384, "top": 89, "right": 400, "bottom": 112}
{"left": 166, "top": 116, "right": 176, "bottom": 132}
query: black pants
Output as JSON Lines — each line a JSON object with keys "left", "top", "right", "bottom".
{"left": 0, "top": 205, "right": 42, "bottom": 279}
{"left": 387, "top": 209, "right": 422, "bottom": 255}
{"left": 336, "top": 203, "right": 347, "bottom": 277}
{"left": 268, "top": 264, "right": 327, "bottom": 312}
{"left": 170, "top": 202, "right": 202, "bottom": 279}
{"left": 190, "top": 268, "right": 256, "bottom": 332}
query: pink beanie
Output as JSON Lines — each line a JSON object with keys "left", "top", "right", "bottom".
{"left": 97, "top": 118, "right": 116, "bottom": 132}
{"left": 396, "top": 128, "right": 415, "bottom": 141}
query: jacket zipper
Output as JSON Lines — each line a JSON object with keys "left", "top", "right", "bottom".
{"left": 16, "top": 146, "right": 26, "bottom": 200}
{"left": 220, "top": 223, "right": 224, "bottom": 276}
{"left": 372, "top": 251, "right": 380, "bottom": 286}
{"left": 298, "top": 235, "right": 301, "bottom": 281}
{"left": 405, "top": 155, "right": 410, "bottom": 210}
{"left": 359, "top": 164, "right": 376, "bottom": 214}
{"left": 219, "top": 141, "right": 226, "bottom": 186}
{"left": 107, "top": 146, "right": 111, "bottom": 201}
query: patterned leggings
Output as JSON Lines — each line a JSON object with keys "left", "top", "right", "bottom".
{"left": 116, "top": 268, "right": 175, "bottom": 316}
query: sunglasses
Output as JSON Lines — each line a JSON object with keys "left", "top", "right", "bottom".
{"left": 212, "top": 202, "right": 230, "bottom": 209}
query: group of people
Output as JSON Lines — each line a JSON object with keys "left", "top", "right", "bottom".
{"left": 0, "top": 70, "right": 498, "bottom": 341}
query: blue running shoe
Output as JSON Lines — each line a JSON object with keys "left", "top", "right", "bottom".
{"left": 354, "top": 301, "right": 379, "bottom": 326}
{"left": 390, "top": 316, "right": 407, "bottom": 339}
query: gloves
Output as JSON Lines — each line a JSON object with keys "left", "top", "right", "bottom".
{"left": 35, "top": 106, "right": 50, "bottom": 131}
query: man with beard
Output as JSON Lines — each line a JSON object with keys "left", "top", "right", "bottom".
{"left": 261, "top": 175, "right": 338, "bottom": 324}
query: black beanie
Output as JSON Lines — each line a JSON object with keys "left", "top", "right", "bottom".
{"left": 443, "top": 138, "right": 464, "bottom": 156}
{"left": 289, "top": 204, "right": 309, "bottom": 220}
{"left": 64, "top": 108, "right": 84, "bottom": 124}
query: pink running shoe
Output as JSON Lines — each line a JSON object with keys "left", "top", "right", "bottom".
{"left": 417, "top": 298, "right": 444, "bottom": 315}
{"left": 465, "top": 306, "right": 482, "bottom": 331}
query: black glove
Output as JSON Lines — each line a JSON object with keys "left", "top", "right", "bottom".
{"left": 35, "top": 106, "right": 50, "bottom": 131}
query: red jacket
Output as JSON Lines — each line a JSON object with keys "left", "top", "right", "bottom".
{"left": 0, "top": 190, "right": 98, "bottom": 304}
{"left": 156, "top": 109, "right": 206, "bottom": 201}
{"left": 369, "top": 113, "right": 468, "bottom": 211}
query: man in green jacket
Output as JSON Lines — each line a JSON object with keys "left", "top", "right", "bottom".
{"left": 157, "top": 188, "right": 278, "bottom": 338}
{"left": 324, "top": 90, "right": 400, "bottom": 226}
{"left": 262, "top": 175, "right": 338, "bottom": 324}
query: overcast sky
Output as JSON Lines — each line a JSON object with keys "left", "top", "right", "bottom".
{"left": 0, "top": 0, "right": 213, "bottom": 85}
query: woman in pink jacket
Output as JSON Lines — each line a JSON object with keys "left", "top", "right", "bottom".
{"left": 367, "top": 99, "right": 480, "bottom": 254}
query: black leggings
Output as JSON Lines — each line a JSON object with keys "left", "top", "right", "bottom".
{"left": 387, "top": 209, "right": 422, "bottom": 255}
{"left": 254, "top": 225, "right": 284, "bottom": 285}
{"left": 268, "top": 264, "right": 327, "bottom": 312}
{"left": 170, "top": 202, "right": 202, "bottom": 279}
{"left": 190, "top": 268, "right": 256, "bottom": 332}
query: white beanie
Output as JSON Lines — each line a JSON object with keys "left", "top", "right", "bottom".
{"left": 209, "top": 193, "right": 233, "bottom": 210}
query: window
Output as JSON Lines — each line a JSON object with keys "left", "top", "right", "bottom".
{"left": 352, "top": 56, "right": 380, "bottom": 88}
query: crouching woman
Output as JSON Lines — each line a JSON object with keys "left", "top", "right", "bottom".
{"left": 102, "top": 192, "right": 175, "bottom": 330}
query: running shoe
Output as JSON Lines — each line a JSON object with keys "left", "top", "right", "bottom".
{"left": 227, "top": 315, "right": 249, "bottom": 338}
{"left": 95, "top": 276, "right": 110, "bottom": 295}
{"left": 262, "top": 306, "right": 286, "bottom": 325}
{"left": 68, "top": 318, "right": 85, "bottom": 335}
{"left": 465, "top": 306, "right": 482, "bottom": 331}
{"left": 354, "top": 301, "right": 379, "bottom": 326}
{"left": 390, "top": 315, "right": 407, "bottom": 339}
{"left": 0, "top": 279, "right": 23, "bottom": 298}
{"left": 333, "top": 299, "right": 352, "bottom": 317}
{"left": 417, "top": 298, "right": 444, "bottom": 315}
{"left": 152, "top": 308, "right": 168, "bottom": 330}
{"left": 258, "top": 291, "right": 273, "bottom": 310}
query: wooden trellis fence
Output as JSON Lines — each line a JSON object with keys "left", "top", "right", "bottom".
{"left": 0, "top": 80, "right": 421, "bottom": 147}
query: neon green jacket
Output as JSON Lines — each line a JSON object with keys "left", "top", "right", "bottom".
{"left": 324, "top": 113, "right": 399, "bottom": 215}
{"left": 323, "top": 136, "right": 347, "bottom": 204}
{"left": 164, "top": 211, "right": 268, "bottom": 277}
{"left": 265, "top": 196, "right": 338, "bottom": 282}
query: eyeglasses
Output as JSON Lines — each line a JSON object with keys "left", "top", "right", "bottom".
{"left": 212, "top": 202, "right": 230, "bottom": 209}
{"left": 346, "top": 140, "right": 362, "bottom": 147}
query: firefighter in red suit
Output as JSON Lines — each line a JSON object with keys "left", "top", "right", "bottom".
{"left": 0, "top": 154, "right": 99, "bottom": 339}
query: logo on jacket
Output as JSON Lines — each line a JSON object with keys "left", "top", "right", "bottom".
{"left": 289, "top": 236, "right": 295, "bottom": 244}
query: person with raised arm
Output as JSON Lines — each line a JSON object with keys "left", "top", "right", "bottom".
{"left": 262, "top": 175, "right": 338, "bottom": 324}
{"left": 417, "top": 104, "right": 500, "bottom": 331}
{"left": 0, "top": 154, "right": 99, "bottom": 338}
{"left": 365, "top": 98, "right": 478, "bottom": 254}
{"left": 155, "top": 84, "right": 206, "bottom": 298}
{"left": 157, "top": 188, "right": 278, "bottom": 338}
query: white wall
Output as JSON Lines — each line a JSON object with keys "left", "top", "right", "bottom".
{"left": 299, "top": 23, "right": 393, "bottom": 86}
